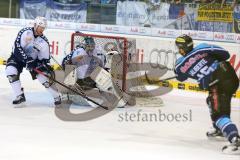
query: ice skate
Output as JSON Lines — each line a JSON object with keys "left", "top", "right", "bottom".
{"left": 13, "top": 93, "right": 26, "bottom": 108}
{"left": 54, "top": 96, "right": 62, "bottom": 106}
{"left": 222, "top": 136, "right": 240, "bottom": 155}
{"left": 206, "top": 127, "right": 225, "bottom": 141}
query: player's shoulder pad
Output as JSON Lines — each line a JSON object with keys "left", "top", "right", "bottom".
{"left": 175, "top": 56, "right": 184, "bottom": 66}
{"left": 19, "top": 27, "right": 33, "bottom": 33}
{"left": 17, "top": 27, "right": 33, "bottom": 37}
{"left": 74, "top": 46, "right": 84, "bottom": 51}
{"left": 66, "top": 47, "right": 81, "bottom": 60}
{"left": 193, "top": 43, "right": 211, "bottom": 50}
{"left": 70, "top": 46, "right": 83, "bottom": 55}
{"left": 40, "top": 35, "right": 49, "bottom": 44}
{"left": 195, "top": 43, "right": 224, "bottom": 52}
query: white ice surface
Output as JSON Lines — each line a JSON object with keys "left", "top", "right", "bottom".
{"left": 0, "top": 66, "right": 239, "bottom": 160}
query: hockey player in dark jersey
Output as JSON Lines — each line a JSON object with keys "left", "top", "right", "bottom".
{"left": 5, "top": 16, "right": 61, "bottom": 106}
{"left": 174, "top": 34, "right": 239, "bottom": 153}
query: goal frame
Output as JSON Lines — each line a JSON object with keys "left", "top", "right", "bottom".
{"left": 70, "top": 32, "right": 128, "bottom": 92}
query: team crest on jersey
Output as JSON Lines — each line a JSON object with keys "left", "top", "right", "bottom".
{"left": 37, "top": 38, "right": 44, "bottom": 43}
{"left": 90, "top": 58, "right": 97, "bottom": 66}
{"left": 25, "top": 36, "right": 33, "bottom": 44}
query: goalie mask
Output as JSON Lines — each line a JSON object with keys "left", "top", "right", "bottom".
{"left": 84, "top": 36, "right": 95, "bottom": 53}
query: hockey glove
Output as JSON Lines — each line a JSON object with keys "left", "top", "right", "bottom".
{"left": 36, "top": 62, "right": 53, "bottom": 73}
{"left": 36, "top": 61, "right": 55, "bottom": 85}
{"left": 26, "top": 57, "right": 37, "bottom": 71}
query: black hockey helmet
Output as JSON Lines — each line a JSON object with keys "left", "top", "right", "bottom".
{"left": 175, "top": 34, "right": 193, "bottom": 55}
{"left": 84, "top": 36, "right": 95, "bottom": 52}
{"left": 84, "top": 36, "right": 95, "bottom": 45}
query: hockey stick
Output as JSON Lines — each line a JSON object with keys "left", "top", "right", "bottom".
{"left": 0, "top": 58, "right": 6, "bottom": 65}
{"left": 0, "top": 57, "right": 61, "bottom": 71}
{"left": 33, "top": 68, "right": 109, "bottom": 110}
{"left": 50, "top": 55, "right": 63, "bottom": 70}
{"left": 145, "top": 72, "right": 177, "bottom": 84}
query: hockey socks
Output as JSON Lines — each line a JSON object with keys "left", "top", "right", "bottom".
{"left": 215, "top": 116, "right": 239, "bottom": 143}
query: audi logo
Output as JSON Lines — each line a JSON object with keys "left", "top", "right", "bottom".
{"left": 149, "top": 48, "right": 179, "bottom": 70}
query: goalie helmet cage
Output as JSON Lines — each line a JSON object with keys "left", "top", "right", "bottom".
{"left": 71, "top": 32, "right": 128, "bottom": 92}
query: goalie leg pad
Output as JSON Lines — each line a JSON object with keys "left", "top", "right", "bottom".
{"left": 76, "top": 77, "right": 96, "bottom": 90}
{"left": 105, "top": 51, "right": 120, "bottom": 70}
{"left": 90, "top": 66, "right": 116, "bottom": 91}
{"left": 64, "top": 64, "right": 77, "bottom": 86}
{"left": 90, "top": 66, "right": 130, "bottom": 107}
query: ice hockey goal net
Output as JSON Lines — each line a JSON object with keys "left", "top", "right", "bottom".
{"left": 71, "top": 32, "right": 164, "bottom": 107}
{"left": 71, "top": 32, "right": 129, "bottom": 92}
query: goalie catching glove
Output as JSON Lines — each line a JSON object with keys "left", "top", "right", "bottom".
{"left": 104, "top": 50, "right": 120, "bottom": 71}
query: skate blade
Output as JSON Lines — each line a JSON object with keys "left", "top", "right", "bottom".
{"left": 207, "top": 136, "right": 226, "bottom": 142}
{"left": 13, "top": 102, "right": 27, "bottom": 108}
{"left": 222, "top": 145, "right": 240, "bottom": 155}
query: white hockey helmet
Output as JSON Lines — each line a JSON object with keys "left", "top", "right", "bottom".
{"left": 34, "top": 16, "right": 47, "bottom": 28}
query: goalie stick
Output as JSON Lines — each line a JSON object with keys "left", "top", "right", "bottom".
{"left": 145, "top": 72, "right": 177, "bottom": 84}
{"left": 33, "top": 68, "right": 109, "bottom": 110}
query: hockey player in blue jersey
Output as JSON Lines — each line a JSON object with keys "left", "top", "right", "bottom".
{"left": 174, "top": 34, "right": 239, "bottom": 152}
{"left": 5, "top": 16, "right": 61, "bottom": 106}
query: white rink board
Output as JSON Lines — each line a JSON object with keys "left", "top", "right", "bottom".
{"left": 0, "top": 24, "right": 239, "bottom": 91}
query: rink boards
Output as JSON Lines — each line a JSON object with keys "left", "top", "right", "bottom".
{"left": 0, "top": 21, "right": 239, "bottom": 98}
